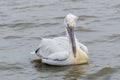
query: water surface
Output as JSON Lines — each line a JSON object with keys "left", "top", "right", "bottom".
{"left": 0, "top": 0, "right": 120, "bottom": 80}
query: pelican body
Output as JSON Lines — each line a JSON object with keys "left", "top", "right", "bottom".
{"left": 32, "top": 14, "right": 88, "bottom": 66}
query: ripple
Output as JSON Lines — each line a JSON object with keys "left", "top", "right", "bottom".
{"left": 103, "top": 34, "right": 120, "bottom": 42}
{"left": 43, "top": 34, "right": 58, "bottom": 38}
{"left": 29, "top": 37, "right": 42, "bottom": 40}
{"left": 63, "top": 64, "right": 88, "bottom": 79}
{"left": 0, "top": 14, "right": 8, "bottom": 17}
{"left": 86, "top": 67, "right": 117, "bottom": 80}
{"left": 53, "top": 16, "right": 64, "bottom": 20}
{"left": 85, "top": 34, "right": 120, "bottom": 44}
{"left": 113, "top": 3, "right": 120, "bottom": 8}
{"left": 85, "top": 38, "right": 107, "bottom": 44}
{"left": 63, "top": 7, "right": 85, "bottom": 11}
{"left": 78, "top": 15, "right": 98, "bottom": 21}
{"left": 62, "top": 0, "right": 84, "bottom": 2}
{"left": 3, "top": 36, "right": 22, "bottom": 40}
{"left": 75, "top": 27, "right": 98, "bottom": 32}
{"left": 0, "top": 22, "right": 35, "bottom": 28}
{"left": 107, "top": 34, "right": 120, "bottom": 38}
{"left": 31, "top": 59, "right": 64, "bottom": 71}
{"left": 93, "top": 67, "right": 117, "bottom": 76}
{"left": 40, "top": 22, "right": 60, "bottom": 27}
{"left": 0, "top": 63, "right": 23, "bottom": 71}
{"left": 107, "top": 17, "right": 120, "bottom": 21}
{"left": 12, "top": 5, "right": 44, "bottom": 10}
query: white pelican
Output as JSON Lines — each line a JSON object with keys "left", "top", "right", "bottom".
{"left": 31, "top": 13, "right": 88, "bottom": 66}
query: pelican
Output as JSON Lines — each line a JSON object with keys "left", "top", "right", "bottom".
{"left": 31, "top": 13, "right": 88, "bottom": 66}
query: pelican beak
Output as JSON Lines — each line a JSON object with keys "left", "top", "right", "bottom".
{"left": 66, "top": 25, "right": 76, "bottom": 58}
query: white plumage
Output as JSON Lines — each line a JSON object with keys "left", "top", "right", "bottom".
{"left": 31, "top": 13, "right": 88, "bottom": 65}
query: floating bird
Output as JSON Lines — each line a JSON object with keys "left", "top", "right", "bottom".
{"left": 31, "top": 13, "right": 88, "bottom": 66}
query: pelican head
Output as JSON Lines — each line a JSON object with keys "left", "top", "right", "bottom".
{"left": 64, "top": 13, "right": 78, "bottom": 27}
{"left": 64, "top": 13, "right": 78, "bottom": 58}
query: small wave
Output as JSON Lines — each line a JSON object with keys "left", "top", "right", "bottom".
{"left": 3, "top": 36, "right": 22, "bottom": 40}
{"left": 78, "top": 15, "right": 98, "bottom": 21}
{"left": 85, "top": 34, "right": 120, "bottom": 44}
{"left": 107, "top": 17, "right": 120, "bottom": 21}
{"left": 100, "top": 34, "right": 120, "bottom": 43}
{"left": 75, "top": 27, "right": 99, "bottom": 32}
{"left": 0, "top": 22, "right": 35, "bottom": 28}
{"left": 62, "top": 0, "right": 83, "bottom": 2}
{"left": 112, "top": 3, "right": 120, "bottom": 8}
{"left": 93, "top": 67, "right": 117, "bottom": 76}
{"left": 53, "top": 16, "right": 64, "bottom": 20}
{"left": 85, "top": 38, "right": 107, "bottom": 44}
{"left": 43, "top": 34, "right": 58, "bottom": 38}
{"left": 106, "top": 34, "right": 120, "bottom": 42}
{"left": 0, "top": 63, "right": 23, "bottom": 71}
{"left": 12, "top": 5, "right": 44, "bottom": 10}
{"left": 29, "top": 37, "right": 42, "bottom": 40}
{"left": 63, "top": 7, "right": 85, "bottom": 11}
{"left": 0, "top": 14, "right": 8, "bottom": 17}
{"left": 86, "top": 67, "right": 117, "bottom": 80}
{"left": 40, "top": 22, "right": 60, "bottom": 27}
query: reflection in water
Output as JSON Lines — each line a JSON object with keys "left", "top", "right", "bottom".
{"left": 31, "top": 59, "right": 88, "bottom": 80}
{"left": 31, "top": 59, "right": 118, "bottom": 80}
{"left": 63, "top": 64, "right": 88, "bottom": 80}
{"left": 31, "top": 59, "right": 43, "bottom": 71}
{"left": 31, "top": 59, "right": 68, "bottom": 71}
{"left": 86, "top": 67, "right": 117, "bottom": 80}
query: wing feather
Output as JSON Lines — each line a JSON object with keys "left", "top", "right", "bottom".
{"left": 36, "top": 37, "right": 69, "bottom": 59}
